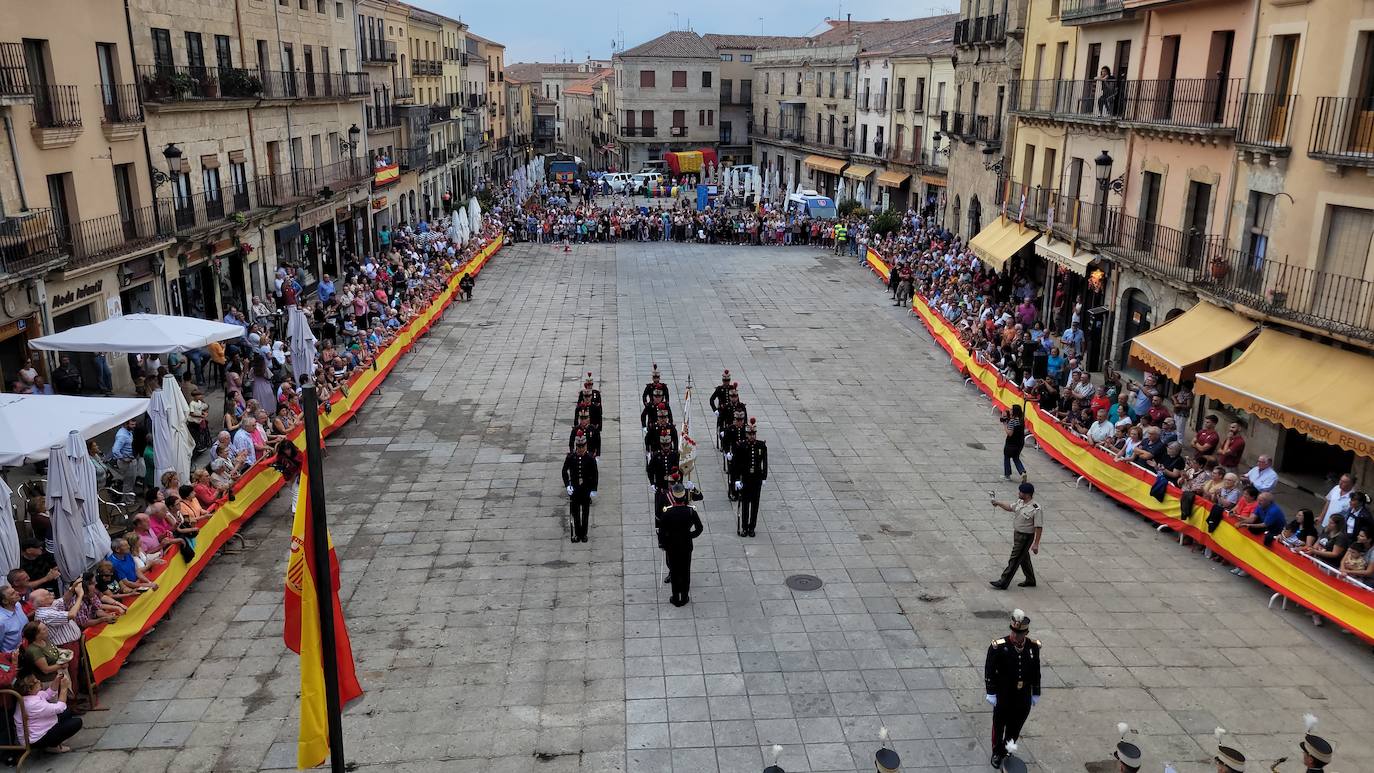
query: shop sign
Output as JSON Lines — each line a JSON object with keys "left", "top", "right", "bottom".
{"left": 372, "top": 196, "right": 388, "bottom": 210}
{"left": 52, "top": 279, "right": 104, "bottom": 311}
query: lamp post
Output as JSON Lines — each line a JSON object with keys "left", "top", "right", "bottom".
{"left": 1094, "top": 149, "right": 1125, "bottom": 195}
{"left": 150, "top": 142, "right": 183, "bottom": 189}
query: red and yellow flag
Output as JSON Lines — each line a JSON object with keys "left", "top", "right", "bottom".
{"left": 285, "top": 470, "right": 363, "bottom": 769}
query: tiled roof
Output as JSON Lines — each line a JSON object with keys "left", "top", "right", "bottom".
{"left": 618, "top": 30, "right": 717, "bottom": 59}
{"left": 701, "top": 33, "right": 810, "bottom": 50}
{"left": 505, "top": 63, "right": 549, "bottom": 83}
{"left": 812, "top": 14, "right": 957, "bottom": 51}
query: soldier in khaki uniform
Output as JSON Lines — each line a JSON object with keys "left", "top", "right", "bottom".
{"left": 990, "top": 482, "right": 1044, "bottom": 589}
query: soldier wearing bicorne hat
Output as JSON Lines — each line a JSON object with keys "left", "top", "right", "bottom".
{"left": 985, "top": 609, "right": 1041, "bottom": 769}
{"left": 1113, "top": 722, "right": 1142, "bottom": 772}
{"left": 561, "top": 432, "right": 597, "bottom": 543}
{"left": 642, "top": 363, "right": 670, "bottom": 407}
{"left": 1299, "top": 713, "right": 1333, "bottom": 772}
{"left": 1214, "top": 728, "right": 1245, "bottom": 773}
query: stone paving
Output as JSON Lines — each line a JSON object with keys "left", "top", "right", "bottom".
{"left": 32, "top": 241, "right": 1374, "bottom": 773}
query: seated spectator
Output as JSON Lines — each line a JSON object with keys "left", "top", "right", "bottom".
{"left": 1303, "top": 516, "right": 1353, "bottom": 567}
{"left": 84, "top": 570, "right": 129, "bottom": 620}
{"left": 1153, "top": 441, "right": 1186, "bottom": 483}
{"left": 17, "top": 541, "right": 60, "bottom": 595}
{"left": 1159, "top": 417, "right": 1179, "bottom": 446}
{"left": 1108, "top": 392, "right": 1133, "bottom": 424}
{"left": 126, "top": 534, "right": 164, "bottom": 575}
{"left": 1125, "top": 426, "right": 1166, "bottom": 466}
{"left": 177, "top": 485, "right": 211, "bottom": 527}
{"left": 162, "top": 497, "right": 201, "bottom": 557}
{"left": 1215, "top": 473, "right": 1242, "bottom": 508}
{"left": 1238, "top": 491, "right": 1286, "bottom": 536}
{"left": 1180, "top": 456, "right": 1210, "bottom": 493}
{"left": 18, "top": 621, "right": 65, "bottom": 683}
{"left": 1200, "top": 466, "right": 1227, "bottom": 500}
{"left": 1086, "top": 409, "right": 1115, "bottom": 445}
{"left": 1117, "top": 425, "right": 1144, "bottom": 461}
{"left": 190, "top": 469, "right": 221, "bottom": 508}
{"left": 1338, "top": 527, "right": 1374, "bottom": 582}
{"left": 1333, "top": 491, "right": 1373, "bottom": 537}
{"left": 1233, "top": 485, "right": 1261, "bottom": 519}
{"left": 1245, "top": 455, "right": 1278, "bottom": 492}
{"left": 1281, "top": 508, "right": 1319, "bottom": 550}
{"left": 12, "top": 672, "right": 81, "bottom": 753}
{"left": 106, "top": 540, "right": 157, "bottom": 591}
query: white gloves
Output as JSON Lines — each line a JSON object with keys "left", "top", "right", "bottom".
{"left": 642, "top": 427, "right": 647, "bottom": 436}
{"left": 1030, "top": 695, "right": 1039, "bottom": 706}
{"left": 760, "top": 480, "right": 766, "bottom": 487}
{"left": 734, "top": 481, "right": 743, "bottom": 491}
{"left": 725, "top": 452, "right": 733, "bottom": 461}
{"left": 684, "top": 481, "right": 696, "bottom": 491}
{"left": 985, "top": 694, "right": 997, "bottom": 706}
{"left": 590, "top": 491, "right": 597, "bottom": 499}
{"left": 650, "top": 484, "right": 656, "bottom": 492}
{"left": 713, "top": 410, "right": 718, "bottom": 417}
{"left": 566, "top": 485, "right": 575, "bottom": 496}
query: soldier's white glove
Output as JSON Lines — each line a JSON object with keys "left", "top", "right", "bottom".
{"left": 985, "top": 694, "right": 997, "bottom": 706}
{"left": 650, "top": 484, "right": 656, "bottom": 492}
{"left": 725, "top": 452, "right": 733, "bottom": 461}
{"left": 590, "top": 491, "right": 597, "bottom": 499}
{"left": 718, "top": 431, "right": 724, "bottom": 438}
{"left": 760, "top": 480, "right": 766, "bottom": 487}
{"left": 1030, "top": 695, "right": 1038, "bottom": 706}
{"left": 642, "top": 427, "right": 647, "bottom": 436}
{"left": 566, "top": 486, "right": 575, "bottom": 496}
{"left": 734, "top": 481, "right": 742, "bottom": 491}
{"left": 713, "top": 410, "right": 718, "bottom": 418}
{"left": 684, "top": 481, "right": 696, "bottom": 491}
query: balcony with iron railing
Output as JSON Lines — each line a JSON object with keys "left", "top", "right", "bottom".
{"left": 1059, "top": 0, "right": 1126, "bottom": 23}
{"left": 1309, "top": 96, "right": 1374, "bottom": 167}
{"left": 621, "top": 126, "right": 657, "bottom": 137}
{"left": 366, "top": 104, "right": 401, "bottom": 131}
{"left": 63, "top": 203, "right": 173, "bottom": 270}
{"left": 137, "top": 65, "right": 366, "bottom": 104}
{"left": 98, "top": 83, "right": 142, "bottom": 124}
{"left": 32, "top": 84, "right": 81, "bottom": 128}
{"left": 363, "top": 39, "right": 397, "bottom": 64}
{"left": 1236, "top": 92, "right": 1296, "bottom": 152}
{"left": 972, "top": 114, "right": 1003, "bottom": 144}
{"left": 393, "top": 77, "right": 414, "bottom": 100}
{"left": 1008, "top": 77, "right": 1242, "bottom": 134}
{"left": 429, "top": 103, "right": 454, "bottom": 123}
{"left": 411, "top": 59, "right": 442, "bottom": 77}
{"left": 951, "top": 111, "right": 970, "bottom": 138}
{"left": 397, "top": 146, "right": 429, "bottom": 171}
{"left": 0, "top": 42, "right": 30, "bottom": 99}
{"left": 0, "top": 209, "right": 62, "bottom": 274}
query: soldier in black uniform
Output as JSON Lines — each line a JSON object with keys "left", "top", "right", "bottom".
{"left": 644, "top": 409, "right": 678, "bottom": 455}
{"left": 641, "top": 364, "right": 670, "bottom": 407}
{"left": 656, "top": 481, "right": 703, "bottom": 606}
{"left": 709, "top": 369, "right": 732, "bottom": 443}
{"left": 561, "top": 432, "right": 598, "bottom": 543}
{"left": 569, "top": 408, "right": 601, "bottom": 458}
{"left": 721, "top": 410, "right": 748, "bottom": 485}
{"left": 640, "top": 399, "right": 673, "bottom": 434}
{"left": 985, "top": 609, "right": 1041, "bottom": 769}
{"left": 647, "top": 432, "right": 680, "bottom": 492}
{"left": 1298, "top": 715, "right": 1334, "bottom": 773}
{"left": 729, "top": 418, "right": 768, "bottom": 537}
{"left": 574, "top": 372, "right": 603, "bottom": 428}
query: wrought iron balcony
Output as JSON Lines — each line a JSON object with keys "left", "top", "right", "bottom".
{"left": 366, "top": 104, "right": 401, "bottom": 130}
{"left": 99, "top": 83, "right": 142, "bottom": 124}
{"left": 394, "top": 78, "right": 414, "bottom": 100}
{"left": 0, "top": 43, "right": 30, "bottom": 98}
{"left": 1120, "top": 78, "right": 1242, "bottom": 131}
{"left": 32, "top": 84, "right": 81, "bottom": 128}
{"left": 1236, "top": 92, "right": 1296, "bottom": 151}
{"left": 64, "top": 203, "right": 172, "bottom": 269}
{"left": 138, "top": 64, "right": 264, "bottom": 102}
{"left": 1309, "top": 96, "right": 1374, "bottom": 167}
{"left": 1060, "top": 0, "right": 1125, "bottom": 23}
{"left": 362, "top": 40, "right": 397, "bottom": 64}
{"left": 0, "top": 209, "right": 62, "bottom": 273}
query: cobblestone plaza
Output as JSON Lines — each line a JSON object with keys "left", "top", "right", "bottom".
{"left": 44, "top": 242, "right": 1374, "bottom": 772}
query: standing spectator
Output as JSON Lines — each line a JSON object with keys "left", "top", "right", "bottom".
{"left": 1171, "top": 381, "right": 1194, "bottom": 433}
{"left": 989, "top": 483, "right": 1044, "bottom": 589}
{"left": 1218, "top": 423, "right": 1247, "bottom": 470}
{"left": 1087, "top": 409, "right": 1116, "bottom": 444}
{"left": 1001, "top": 404, "right": 1028, "bottom": 482}
{"left": 1320, "top": 474, "right": 1356, "bottom": 529}
{"left": 1192, "top": 414, "right": 1220, "bottom": 459}
{"left": 1060, "top": 320, "right": 1085, "bottom": 358}
{"left": 110, "top": 418, "right": 141, "bottom": 494}
{"left": 29, "top": 586, "right": 84, "bottom": 685}
{"left": 1145, "top": 395, "right": 1172, "bottom": 425}
{"left": 0, "top": 584, "right": 27, "bottom": 651}
{"left": 1245, "top": 455, "right": 1278, "bottom": 492}
{"left": 50, "top": 356, "right": 82, "bottom": 395}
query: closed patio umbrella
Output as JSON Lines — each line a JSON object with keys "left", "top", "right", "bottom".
{"left": 287, "top": 306, "right": 318, "bottom": 384}
{"left": 0, "top": 477, "right": 20, "bottom": 577}
{"left": 48, "top": 430, "right": 111, "bottom": 582}
{"left": 149, "top": 380, "right": 191, "bottom": 486}
{"left": 162, "top": 375, "right": 193, "bottom": 480}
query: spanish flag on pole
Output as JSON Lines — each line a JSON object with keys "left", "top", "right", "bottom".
{"left": 285, "top": 471, "right": 363, "bottom": 769}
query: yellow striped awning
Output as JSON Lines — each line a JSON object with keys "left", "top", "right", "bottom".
{"left": 968, "top": 217, "right": 1037, "bottom": 273}
{"left": 1127, "top": 302, "right": 1256, "bottom": 382}
{"left": 877, "top": 170, "right": 910, "bottom": 187}
{"left": 804, "top": 154, "right": 846, "bottom": 175}
{"left": 843, "top": 164, "right": 876, "bottom": 181}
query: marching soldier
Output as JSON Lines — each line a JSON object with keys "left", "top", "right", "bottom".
{"left": 729, "top": 418, "right": 768, "bottom": 537}
{"left": 710, "top": 369, "right": 732, "bottom": 442}
{"left": 647, "top": 432, "right": 680, "bottom": 492}
{"left": 1214, "top": 728, "right": 1245, "bottom": 773}
{"left": 656, "top": 481, "right": 703, "bottom": 606}
{"left": 1113, "top": 723, "right": 1142, "bottom": 773}
{"left": 574, "top": 372, "right": 603, "bottom": 427}
{"left": 644, "top": 408, "right": 678, "bottom": 455}
{"left": 1297, "top": 714, "right": 1334, "bottom": 772}
{"left": 642, "top": 363, "right": 671, "bottom": 407}
{"left": 640, "top": 398, "right": 673, "bottom": 433}
{"left": 985, "top": 609, "right": 1041, "bottom": 770}
{"left": 569, "top": 408, "right": 601, "bottom": 458}
{"left": 721, "top": 410, "right": 748, "bottom": 487}
{"left": 561, "top": 432, "right": 598, "bottom": 543}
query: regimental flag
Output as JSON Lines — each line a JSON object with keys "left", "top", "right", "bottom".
{"left": 285, "top": 470, "right": 363, "bottom": 769}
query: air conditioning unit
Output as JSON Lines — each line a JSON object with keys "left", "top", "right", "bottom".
{"left": 670, "top": 126, "right": 685, "bottom": 137}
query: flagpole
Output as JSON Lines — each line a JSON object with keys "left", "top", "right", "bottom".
{"left": 301, "top": 382, "right": 348, "bottom": 773}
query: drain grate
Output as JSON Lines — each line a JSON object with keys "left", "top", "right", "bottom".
{"left": 785, "top": 574, "right": 823, "bottom": 591}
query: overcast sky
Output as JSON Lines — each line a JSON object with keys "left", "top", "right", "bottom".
{"left": 425, "top": 0, "right": 956, "bottom": 64}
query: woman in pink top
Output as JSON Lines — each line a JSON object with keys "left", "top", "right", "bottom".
{"left": 13, "top": 673, "right": 81, "bottom": 752}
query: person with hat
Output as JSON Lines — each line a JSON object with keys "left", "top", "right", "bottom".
{"left": 561, "top": 432, "right": 598, "bottom": 543}
{"left": 709, "top": 370, "right": 733, "bottom": 444}
{"left": 644, "top": 409, "right": 678, "bottom": 455}
{"left": 1114, "top": 722, "right": 1142, "bottom": 772}
{"left": 656, "top": 481, "right": 703, "bottom": 606}
{"left": 1299, "top": 713, "right": 1333, "bottom": 772}
{"left": 642, "top": 364, "right": 671, "bottom": 407}
{"left": 985, "top": 609, "right": 1041, "bottom": 769}
{"left": 989, "top": 483, "right": 1044, "bottom": 589}
{"left": 640, "top": 398, "right": 673, "bottom": 435}
{"left": 721, "top": 409, "right": 749, "bottom": 494}
{"left": 729, "top": 418, "right": 768, "bottom": 538}
{"left": 1214, "top": 727, "right": 1245, "bottom": 772}
{"left": 569, "top": 408, "right": 601, "bottom": 458}
{"left": 574, "top": 373, "right": 603, "bottom": 428}
{"left": 647, "top": 432, "right": 680, "bottom": 494}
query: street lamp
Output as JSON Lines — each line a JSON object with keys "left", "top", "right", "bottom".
{"left": 151, "top": 142, "right": 182, "bottom": 189}
{"left": 1094, "top": 149, "right": 1125, "bottom": 195}
{"left": 339, "top": 123, "right": 361, "bottom": 157}
{"left": 981, "top": 145, "right": 1003, "bottom": 174}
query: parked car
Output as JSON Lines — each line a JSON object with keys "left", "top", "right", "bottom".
{"left": 630, "top": 172, "right": 663, "bottom": 194}
{"left": 602, "top": 172, "right": 634, "bottom": 193}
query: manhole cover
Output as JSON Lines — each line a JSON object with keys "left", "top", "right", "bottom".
{"left": 785, "top": 574, "right": 823, "bottom": 591}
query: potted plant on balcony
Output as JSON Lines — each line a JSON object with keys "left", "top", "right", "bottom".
{"left": 1209, "top": 254, "right": 1230, "bottom": 280}
{"left": 220, "top": 68, "right": 263, "bottom": 99}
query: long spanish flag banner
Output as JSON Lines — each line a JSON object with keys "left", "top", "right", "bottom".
{"left": 865, "top": 248, "right": 1374, "bottom": 643}
{"left": 83, "top": 235, "right": 505, "bottom": 683}
{"left": 286, "top": 469, "right": 363, "bottom": 770}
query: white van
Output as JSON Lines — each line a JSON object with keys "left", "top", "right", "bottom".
{"left": 630, "top": 171, "right": 663, "bottom": 194}
{"left": 602, "top": 172, "right": 634, "bottom": 193}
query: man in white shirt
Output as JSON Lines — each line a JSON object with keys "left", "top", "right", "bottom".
{"left": 1321, "top": 473, "right": 1355, "bottom": 528}
{"left": 230, "top": 416, "right": 258, "bottom": 467}
{"left": 1087, "top": 409, "right": 1115, "bottom": 444}
{"left": 1245, "top": 455, "right": 1278, "bottom": 493}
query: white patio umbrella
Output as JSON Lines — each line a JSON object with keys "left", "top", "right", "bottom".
{"left": 150, "top": 376, "right": 193, "bottom": 484}
{"left": 0, "top": 394, "right": 149, "bottom": 467}
{"left": 29, "top": 313, "right": 244, "bottom": 354}
{"left": 468, "top": 197, "right": 482, "bottom": 236}
{"left": 48, "top": 430, "right": 111, "bottom": 582}
{"left": 0, "top": 477, "right": 20, "bottom": 577}
{"left": 752, "top": 168, "right": 762, "bottom": 200}
{"left": 837, "top": 177, "right": 848, "bottom": 203}
{"left": 287, "top": 306, "right": 318, "bottom": 384}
